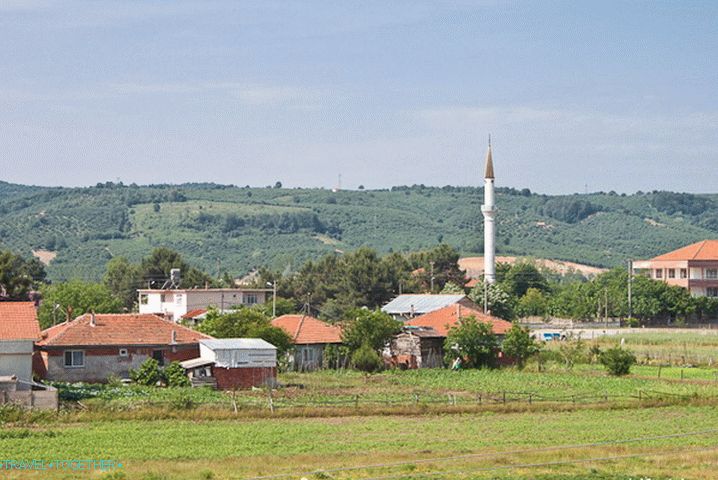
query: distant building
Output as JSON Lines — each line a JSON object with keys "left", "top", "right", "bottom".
{"left": 0, "top": 302, "right": 41, "bottom": 383}
{"left": 138, "top": 288, "right": 269, "bottom": 322}
{"left": 381, "top": 294, "right": 480, "bottom": 320}
{"left": 271, "top": 314, "right": 343, "bottom": 370}
{"left": 632, "top": 240, "right": 718, "bottom": 297}
{"left": 386, "top": 304, "right": 513, "bottom": 368}
{"left": 35, "top": 313, "right": 210, "bottom": 383}
{"left": 181, "top": 338, "right": 277, "bottom": 390}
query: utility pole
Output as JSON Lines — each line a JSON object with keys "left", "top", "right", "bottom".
{"left": 266, "top": 280, "right": 277, "bottom": 318}
{"left": 429, "top": 261, "right": 435, "bottom": 293}
{"left": 604, "top": 287, "right": 608, "bottom": 328}
{"left": 627, "top": 260, "right": 633, "bottom": 320}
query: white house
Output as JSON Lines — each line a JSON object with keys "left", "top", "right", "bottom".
{"left": 0, "top": 302, "right": 41, "bottom": 383}
{"left": 138, "top": 288, "right": 269, "bottom": 322}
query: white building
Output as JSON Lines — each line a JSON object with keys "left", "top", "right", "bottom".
{"left": 0, "top": 302, "right": 40, "bottom": 383}
{"left": 138, "top": 288, "right": 269, "bottom": 322}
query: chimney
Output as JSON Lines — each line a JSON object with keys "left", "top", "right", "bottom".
{"left": 171, "top": 330, "right": 177, "bottom": 345}
{"left": 89, "top": 311, "right": 96, "bottom": 327}
{"left": 409, "top": 304, "right": 415, "bottom": 317}
{"left": 66, "top": 306, "right": 73, "bottom": 323}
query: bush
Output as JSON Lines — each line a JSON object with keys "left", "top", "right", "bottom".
{"left": 444, "top": 316, "right": 498, "bottom": 368}
{"left": 162, "top": 361, "right": 190, "bottom": 387}
{"left": 600, "top": 347, "right": 636, "bottom": 376}
{"left": 351, "top": 343, "right": 383, "bottom": 373}
{"left": 130, "top": 358, "right": 162, "bottom": 386}
{"left": 501, "top": 324, "right": 540, "bottom": 369}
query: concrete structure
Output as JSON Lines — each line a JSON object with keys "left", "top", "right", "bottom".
{"left": 35, "top": 313, "right": 210, "bottom": 383}
{"left": 271, "top": 314, "right": 343, "bottom": 370}
{"left": 0, "top": 302, "right": 41, "bottom": 383}
{"left": 382, "top": 294, "right": 480, "bottom": 320}
{"left": 633, "top": 240, "right": 718, "bottom": 297}
{"left": 138, "top": 288, "right": 269, "bottom": 322}
{"left": 181, "top": 338, "right": 277, "bottom": 389}
{"left": 0, "top": 376, "right": 58, "bottom": 410}
{"left": 481, "top": 138, "right": 497, "bottom": 284}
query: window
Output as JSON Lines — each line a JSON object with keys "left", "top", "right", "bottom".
{"left": 244, "top": 293, "right": 258, "bottom": 305}
{"left": 152, "top": 350, "right": 165, "bottom": 366}
{"left": 139, "top": 294, "right": 149, "bottom": 305}
{"left": 119, "top": 348, "right": 128, "bottom": 357}
{"left": 64, "top": 350, "right": 84, "bottom": 368}
{"left": 175, "top": 293, "right": 183, "bottom": 305}
{"left": 706, "top": 269, "right": 718, "bottom": 280}
{"left": 668, "top": 269, "right": 675, "bottom": 279}
{"left": 655, "top": 269, "right": 663, "bottom": 279}
{"left": 680, "top": 269, "right": 688, "bottom": 279}
{"left": 708, "top": 288, "right": 718, "bottom": 298}
{"left": 160, "top": 294, "right": 167, "bottom": 303}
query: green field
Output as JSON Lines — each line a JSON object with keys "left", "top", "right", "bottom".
{"left": 2, "top": 405, "right": 718, "bottom": 479}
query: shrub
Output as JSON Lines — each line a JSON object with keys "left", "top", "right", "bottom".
{"left": 501, "top": 324, "right": 540, "bottom": 369}
{"left": 130, "top": 358, "right": 162, "bottom": 386}
{"left": 351, "top": 343, "right": 383, "bottom": 374}
{"left": 444, "top": 316, "right": 498, "bottom": 368}
{"left": 162, "top": 362, "right": 190, "bottom": 388}
{"left": 600, "top": 347, "right": 636, "bottom": 376}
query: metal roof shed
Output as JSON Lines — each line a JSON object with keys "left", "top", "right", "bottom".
{"left": 199, "top": 338, "right": 277, "bottom": 368}
{"left": 381, "top": 294, "right": 467, "bottom": 316}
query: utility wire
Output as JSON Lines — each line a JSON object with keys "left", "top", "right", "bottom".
{"left": 243, "top": 427, "right": 718, "bottom": 480}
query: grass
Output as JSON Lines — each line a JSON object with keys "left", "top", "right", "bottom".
{"left": 2, "top": 405, "right": 718, "bottom": 479}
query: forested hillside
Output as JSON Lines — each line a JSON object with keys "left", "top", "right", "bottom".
{"left": 1, "top": 180, "right": 717, "bottom": 282}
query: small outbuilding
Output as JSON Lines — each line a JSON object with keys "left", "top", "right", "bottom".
{"left": 181, "top": 338, "right": 277, "bottom": 390}
{"left": 271, "top": 314, "right": 343, "bottom": 371}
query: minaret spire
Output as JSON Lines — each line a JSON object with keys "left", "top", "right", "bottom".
{"left": 481, "top": 135, "right": 496, "bottom": 284}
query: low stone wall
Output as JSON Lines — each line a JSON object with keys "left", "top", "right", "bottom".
{"left": 1, "top": 389, "right": 58, "bottom": 410}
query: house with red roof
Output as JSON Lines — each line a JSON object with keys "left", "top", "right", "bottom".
{"left": 0, "top": 302, "right": 41, "bottom": 383}
{"left": 387, "top": 304, "right": 513, "bottom": 368}
{"left": 34, "top": 313, "right": 211, "bottom": 383}
{"left": 271, "top": 314, "right": 343, "bottom": 370}
{"left": 632, "top": 240, "right": 718, "bottom": 297}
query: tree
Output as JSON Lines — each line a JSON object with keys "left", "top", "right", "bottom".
{"left": 599, "top": 347, "right": 636, "bottom": 376}
{"left": 162, "top": 361, "right": 190, "bottom": 387}
{"left": 341, "top": 309, "right": 402, "bottom": 353}
{"left": 351, "top": 342, "right": 383, "bottom": 374}
{"left": 103, "top": 256, "right": 141, "bottom": 311}
{"left": 502, "top": 262, "right": 549, "bottom": 298}
{"left": 409, "top": 244, "right": 466, "bottom": 291}
{"left": 444, "top": 316, "right": 498, "bottom": 368}
{"left": 468, "top": 281, "right": 515, "bottom": 320}
{"left": 0, "top": 250, "right": 46, "bottom": 300}
{"left": 516, "top": 288, "right": 549, "bottom": 318}
{"left": 440, "top": 282, "right": 465, "bottom": 294}
{"left": 139, "top": 247, "right": 212, "bottom": 289}
{"left": 196, "top": 307, "right": 292, "bottom": 357}
{"left": 38, "top": 281, "right": 123, "bottom": 329}
{"left": 501, "top": 324, "right": 539, "bottom": 368}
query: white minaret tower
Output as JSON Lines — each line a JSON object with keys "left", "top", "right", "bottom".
{"left": 481, "top": 136, "right": 496, "bottom": 284}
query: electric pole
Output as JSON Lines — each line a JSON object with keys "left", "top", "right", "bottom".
{"left": 429, "top": 261, "right": 435, "bottom": 293}
{"left": 627, "top": 260, "right": 633, "bottom": 320}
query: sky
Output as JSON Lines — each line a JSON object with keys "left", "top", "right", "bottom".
{"left": 0, "top": 1, "right": 717, "bottom": 194}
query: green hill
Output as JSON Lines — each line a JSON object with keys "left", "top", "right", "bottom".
{"left": 0, "top": 180, "right": 717, "bottom": 282}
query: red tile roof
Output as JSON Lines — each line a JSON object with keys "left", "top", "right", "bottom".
{"left": 38, "top": 313, "right": 211, "bottom": 347}
{"left": 0, "top": 302, "right": 40, "bottom": 341}
{"left": 271, "top": 314, "right": 342, "bottom": 345}
{"left": 182, "top": 309, "right": 208, "bottom": 319}
{"left": 652, "top": 240, "right": 718, "bottom": 261}
{"left": 405, "top": 304, "right": 512, "bottom": 337}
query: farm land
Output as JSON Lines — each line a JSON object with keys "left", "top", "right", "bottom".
{"left": 5, "top": 332, "right": 718, "bottom": 479}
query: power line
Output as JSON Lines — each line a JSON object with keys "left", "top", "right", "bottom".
{"left": 243, "top": 427, "right": 718, "bottom": 480}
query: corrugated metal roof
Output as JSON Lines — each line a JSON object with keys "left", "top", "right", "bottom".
{"left": 381, "top": 294, "right": 466, "bottom": 315}
{"left": 179, "top": 357, "right": 214, "bottom": 369}
{"left": 200, "top": 338, "right": 277, "bottom": 350}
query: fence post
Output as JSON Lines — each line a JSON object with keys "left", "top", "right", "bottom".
{"left": 658, "top": 365, "right": 662, "bottom": 378}
{"left": 354, "top": 395, "right": 359, "bottom": 408}
{"left": 528, "top": 393, "right": 532, "bottom": 405}
{"left": 477, "top": 394, "right": 482, "bottom": 404}
{"left": 502, "top": 391, "right": 506, "bottom": 404}
{"left": 681, "top": 369, "right": 684, "bottom": 380}
{"left": 638, "top": 390, "right": 642, "bottom": 401}
{"left": 413, "top": 393, "right": 419, "bottom": 405}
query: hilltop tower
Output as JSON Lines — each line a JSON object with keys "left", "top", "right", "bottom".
{"left": 481, "top": 137, "right": 496, "bottom": 284}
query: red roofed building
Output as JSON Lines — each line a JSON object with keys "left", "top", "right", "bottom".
{"left": 386, "top": 305, "right": 513, "bottom": 368}
{"left": 0, "top": 302, "right": 41, "bottom": 382}
{"left": 271, "top": 314, "right": 343, "bottom": 370}
{"left": 633, "top": 240, "right": 718, "bottom": 297}
{"left": 35, "top": 313, "right": 211, "bottom": 383}
{"left": 405, "top": 304, "right": 512, "bottom": 337}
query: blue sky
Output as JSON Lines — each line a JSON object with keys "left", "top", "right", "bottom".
{"left": 1, "top": 1, "right": 716, "bottom": 194}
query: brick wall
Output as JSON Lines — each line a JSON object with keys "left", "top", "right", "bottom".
{"left": 212, "top": 366, "right": 276, "bottom": 390}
